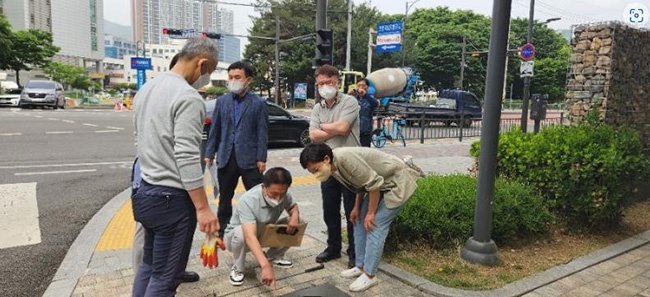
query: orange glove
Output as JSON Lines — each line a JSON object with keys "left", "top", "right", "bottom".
{"left": 199, "top": 233, "right": 226, "bottom": 269}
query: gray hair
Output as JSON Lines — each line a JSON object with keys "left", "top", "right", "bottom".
{"left": 178, "top": 37, "right": 219, "bottom": 62}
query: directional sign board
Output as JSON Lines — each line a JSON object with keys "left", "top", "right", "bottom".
{"left": 131, "top": 57, "right": 152, "bottom": 70}
{"left": 376, "top": 20, "right": 403, "bottom": 53}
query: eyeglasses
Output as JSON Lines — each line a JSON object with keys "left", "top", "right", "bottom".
{"left": 316, "top": 80, "right": 337, "bottom": 87}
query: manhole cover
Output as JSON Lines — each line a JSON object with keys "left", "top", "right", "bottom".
{"left": 282, "top": 284, "right": 350, "bottom": 297}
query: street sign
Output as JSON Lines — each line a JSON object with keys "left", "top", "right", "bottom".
{"left": 131, "top": 57, "right": 152, "bottom": 70}
{"left": 376, "top": 20, "right": 403, "bottom": 53}
{"left": 519, "top": 43, "right": 536, "bottom": 61}
{"left": 137, "top": 70, "right": 146, "bottom": 90}
{"left": 520, "top": 60, "right": 534, "bottom": 77}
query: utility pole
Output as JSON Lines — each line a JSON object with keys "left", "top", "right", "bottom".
{"left": 367, "top": 28, "right": 375, "bottom": 75}
{"left": 345, "top": 0, "right": 353, "bottom": 71}
{"left": 315, "top": 0, "right": 327, "bottom": 103}
{"left": 275, "top": 16, "right": 280, "bottom": 105}
{"left": 460, "top": 0, "right": 512, "bottom": 266}
{"left": 460, "top": 36, "right": 466, "bottom": 90}
{"left": 521, "top": 0, "right": 535, "bottom": 132}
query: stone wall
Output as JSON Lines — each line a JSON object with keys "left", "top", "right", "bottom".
{"left": 565, "top": 22, "right": 650, "bottom": 147}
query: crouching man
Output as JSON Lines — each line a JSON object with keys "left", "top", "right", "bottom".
{"left": 224, "top": 167, "right": 303, "bottom": 290}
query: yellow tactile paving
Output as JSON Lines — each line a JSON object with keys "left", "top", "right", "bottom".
{"left": 95, "top": 174, "right": 319, "bottom": 251}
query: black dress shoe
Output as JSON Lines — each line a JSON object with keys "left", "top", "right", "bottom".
{"left": 348, "top": 255, "right": 356, "bottom": 269}
{"left": 178, "top": 271, "right": 200, "bottom": 283}
{"left": 315, "top": 249, "right": 341, "bottom": 263}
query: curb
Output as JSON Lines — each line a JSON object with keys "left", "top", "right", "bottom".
{"left": 378, "top": 230, "right": 650, "bottom": 297}
{"left": 42, "top": 188, "right": 131, "bottom": 297}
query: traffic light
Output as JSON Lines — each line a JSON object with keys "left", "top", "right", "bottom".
{"left": 162, "top": 28, "right": 182, "bottom": 36}
{"left": 201, "top": 32, "right": 221, "bottom": 40}
{"left": 314, "top": 29, "right": 333, "bottom": 66}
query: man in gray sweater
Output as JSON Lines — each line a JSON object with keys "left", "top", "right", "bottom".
{"left": 132, "top": 37, "right": 219, "bottom": 296}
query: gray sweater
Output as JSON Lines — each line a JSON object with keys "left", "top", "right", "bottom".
{"left": 134, "top": 71, "right": 205, "bottom": 191}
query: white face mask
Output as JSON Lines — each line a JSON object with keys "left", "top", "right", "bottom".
{"left": 318, "top": 85, "right": 338, "bottom": 100}
{"left": 263, "top": 192, "right": 281, "bottom": 207}
{"left": 227, "top": 80, "right": 246, "bottom": 94}
{"left": 192, "top": 73, "right": 211, "bottom": 90}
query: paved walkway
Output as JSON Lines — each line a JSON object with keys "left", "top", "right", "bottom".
{"left": 44, "top": 139, "right": 650, "bottom": 297}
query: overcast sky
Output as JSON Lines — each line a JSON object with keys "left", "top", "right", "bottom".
{"left": 104, "top": 0, "right": 638, "bottom": 45}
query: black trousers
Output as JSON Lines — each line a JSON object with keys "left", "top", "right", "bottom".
{"left": 360, "top": 132, "right": 372, "bottom": 147}
{"left": 217, "top": 152, "right": 262, "bottom": 238}
{"left": 321, "top": 177, "right": 356, "bottom": 256}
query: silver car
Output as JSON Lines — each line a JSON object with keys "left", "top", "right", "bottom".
{"left": 20, "top": 80, "right": 66, "bottom": 109}
{"left": 0, "top": 88, "right": 22, "bottom": 107}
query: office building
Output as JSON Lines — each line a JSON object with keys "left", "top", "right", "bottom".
{"left": 218, "top": 35, "right": 240, "bottom": 63}
{"left": 104, "top": 35, "right": 137, "bottom": 59}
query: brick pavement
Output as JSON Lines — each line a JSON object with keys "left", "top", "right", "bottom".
{"left": 46, "top": 138, "right": 650, "bottom": 297}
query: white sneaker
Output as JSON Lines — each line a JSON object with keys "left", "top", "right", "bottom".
{"left": 229, "top": 266, "right": 244, "bottom": 286}
{"left": 271, "top": 258, "right": 294, "bottom": 268}
{"left": 340, "top": 267, "right": 363, "bottom": 279}
{"left": 349, "top": 273, "right": 378, "bottom": 292}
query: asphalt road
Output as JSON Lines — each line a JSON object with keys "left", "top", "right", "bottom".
{"left": 0, "top": 107, "right": 135, "bottom": 297}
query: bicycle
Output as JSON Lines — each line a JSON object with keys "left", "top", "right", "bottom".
{"left": 371, "top": 114, "right": 406, "bottom": 148}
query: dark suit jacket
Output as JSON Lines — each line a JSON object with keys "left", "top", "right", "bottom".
{"left": 205, "top": 92, "right": 268, "bottom": 169}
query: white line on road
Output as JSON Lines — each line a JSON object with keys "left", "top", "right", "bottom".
{"left": 61, "top": 120, "right": 75, "bottom": 123}
{"left": 45, "top": 131, "right": 73, "bottom": 135}
{"left": 0, "top": 133, "right": 22, "bottom": 136}
{"left": 48, "top": 118, "right": 59, "bottom": 121}
{"left": 106, "top": 126, "right": 124, "bottom": 130}
{"left": 0, "top": 161, "right": 131, "bottom": 169}
{"left": 0, "top": 183, "right": 41, "bottom": 249}
{"left": 95, "top": 130, "right": 119, "bottom": 133}
{"left": 83, "top": 123, "right": 98, "bottom": 127}
{"left": 34, "top": 115, "right": 43, "bottom": 118}
{"left": 14, "top": 169, "right": 97, "bottom": 176}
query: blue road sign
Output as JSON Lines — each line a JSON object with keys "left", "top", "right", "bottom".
{"left": 376, "top": 20, "right": 403, "bottom": 53}
{"left": 519, "top": 43, "right": 536, "bottom": 61}
{"left": 137, "top": 69, "right": 146, "bottom": 90}
{"left": 131, "top": 57, "right": 152, "bottom": 70}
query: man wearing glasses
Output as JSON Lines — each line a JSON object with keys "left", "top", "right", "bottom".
{"left": 308, "top": 65, "right": 360, "bottom": 268}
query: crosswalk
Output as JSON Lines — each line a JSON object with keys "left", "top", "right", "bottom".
{"left": 0, "top": 183, "right": 41, "bottom": 249}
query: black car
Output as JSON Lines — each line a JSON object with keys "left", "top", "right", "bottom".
{"left": 201, "top": 99, "right": 310, "bottom": 158}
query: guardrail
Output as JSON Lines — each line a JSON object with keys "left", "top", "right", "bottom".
{"left": 372, "top": 112, "right": 564, "bottom": 143}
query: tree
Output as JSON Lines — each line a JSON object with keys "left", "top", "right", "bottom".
{"left": 205, "top": 85, "right": 228, "bottom": 97}
{"left": 44, "top": 62, "right": 88, "bottom": 90}
{"left": 0, "top": 14, "right": 13, "bottom": 71}
{"left": 5, "top": 29, "right": 59, "bottom": 86}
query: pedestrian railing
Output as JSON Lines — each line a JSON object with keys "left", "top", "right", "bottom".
{"left": 373, "top": 112, "right": 564, "bottom": 143}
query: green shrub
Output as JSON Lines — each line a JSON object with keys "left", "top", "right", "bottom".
{"left": 390, "top": 175, "right": 553, "bottom": 249}
{"left": 470, "top": 111, "right": 650, "bottom": 227}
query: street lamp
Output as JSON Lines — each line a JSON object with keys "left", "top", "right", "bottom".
{"left": 401, "top": 0, "right": 421, "bottom": 67}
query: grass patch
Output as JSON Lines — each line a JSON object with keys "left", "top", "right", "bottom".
{"left": 384, "top": 199, "right": 650, "bottom": 290}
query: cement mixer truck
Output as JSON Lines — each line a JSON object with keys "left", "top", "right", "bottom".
{"left": 353, "top": 67, "right": 482, "bottom": 128}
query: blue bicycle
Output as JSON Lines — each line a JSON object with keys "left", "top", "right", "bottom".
{"left": 372, "top": 115, "right": 406, "bottom": 148}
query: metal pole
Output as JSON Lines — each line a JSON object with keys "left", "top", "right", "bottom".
{"left": 345, "top": 0, "right": 353, "bottom": 71}
{"left": 460, "top": 36, "right": 466, "bottom": 90}
{"left": 275, "top": 16, "right": 280, "bottom": 105}
{"left": 460, "top": 0, "right": 512, "bottom": 267}
{"left": 521, "top": 0, "right": 535, "bottom": 132}
{"left": 401, "top": 1, "right": 408, "bottom": 67}
{"left": 367, "top": 28, "right": 374, "bottom": 75}
{"left": 315, "top": 0, "right": 327, "bottom": 103}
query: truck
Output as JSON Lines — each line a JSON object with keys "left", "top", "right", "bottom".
{"left": 344, "top": 67, "right": 482, "bottom": 128}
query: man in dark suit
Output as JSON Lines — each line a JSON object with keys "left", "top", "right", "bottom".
{"left": 204, "top": 61, "right": 269, "bottom": 239}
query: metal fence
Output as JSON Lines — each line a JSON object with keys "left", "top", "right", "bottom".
{"left": 372, "top": 113, "right": 565, "bottom": 143}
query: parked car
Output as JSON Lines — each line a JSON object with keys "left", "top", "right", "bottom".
{"left": 20, "top": 80, "right": 66, "bottom": 109}
{"left": 0, "top": 88, "right": 22, "bottom": 107}
{"left": 202, "top": 98, "right": 310, "bottom": 150}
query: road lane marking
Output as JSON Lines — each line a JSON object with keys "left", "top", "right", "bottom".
{"left": 34, "top": 115, "right": 43, "bottom": 118}
{"left": 14, "top": 169, "right": 97, "bottom": 176}
{"left": 106, "top": 126, "right": 124, "bottom": 130}
{"left": 0, "top": 161, "right": 131, "bottom": 169}
{"left": 83, "top": 123, "right": 98, "bottom": 127}
{"left": 48, "top": 118, "right": 59, "bottom": 121}
{"left": 0, "top": 133, "right": 21, "bottom": 136}
{"left": 0, "top": 182, "right": 41, "bottom": 248}
{"left": 95, "top": 130, "right": 119, "bottom": 133}
{"left": 45, "top": 131, "right": 73, "bottom": 134}
{"left": 61, "top": 120, "right": 75, "bottom": 123}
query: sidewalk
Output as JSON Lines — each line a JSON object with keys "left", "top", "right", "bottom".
{"left": 45, "top": 139, "right": 650, "bottom": 297}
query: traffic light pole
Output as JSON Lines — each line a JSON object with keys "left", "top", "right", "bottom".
{"left": 521, "top": 0, "right": 535, "bottom": 133}
{"left": 460, "top": 36, "right": 466, "bottom": 90}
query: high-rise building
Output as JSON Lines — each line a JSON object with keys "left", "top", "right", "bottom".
{"left": 1, "top": 0, "right": 104, "bottom": 69}
{"left": 217, "top": 8, "right": 234, "bottom": 35}
{"left": 132, "top": 0, "right": 219, "bottom": 45}
{"left": 218, "top": 35, "right": 240, "bottom": 63}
